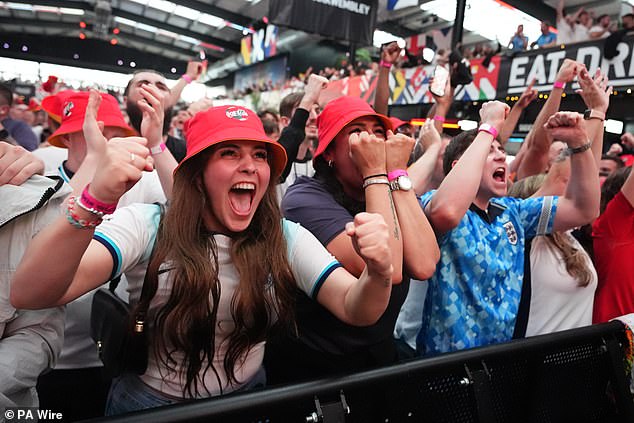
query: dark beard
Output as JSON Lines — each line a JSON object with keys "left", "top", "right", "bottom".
{"left": 126, "top": 100, "right": 173, "bottom": 136}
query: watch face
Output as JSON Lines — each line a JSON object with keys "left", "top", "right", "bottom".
{"left": 583, "top": 109, "right": 591, "bottom": 120}
{"left": 398, "top": 176, "right": 412, "bottom": 191}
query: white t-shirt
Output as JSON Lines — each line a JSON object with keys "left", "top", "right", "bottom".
{"left": 94, "top": 203, "right": 341, "bottom": 398}
{"left": 556, "top": 18, "right": 576, "bottom": 45}
{"left": 32, "top": 146, "right": 68, "bottom": 176}
{"left": 589, "top": 25, "right": 610, "bottom": 39}
{"left": 525, "top": 232, "right": 597, "bottom": 337}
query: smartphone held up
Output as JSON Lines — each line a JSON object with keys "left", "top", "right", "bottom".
{"left": 430, "top": 65, "right": 449, "bottom": 97}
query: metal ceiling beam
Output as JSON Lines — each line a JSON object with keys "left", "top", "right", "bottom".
{"left": 169, "top": 0, "right": 252, "bottom": 27}
{"left": 113, "top": 8, "right": 240, "bottom": 52}
{"left": 0, "top": 16, "right": 216, "bottom": 60}
{"left": 3, "top": 0, "right": 92, "bottom": 11}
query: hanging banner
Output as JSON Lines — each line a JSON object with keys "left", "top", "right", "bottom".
{"left": 240, "top": 25, "right": 279, "bottom": 66}
{"left": 498, "top": 36, "right": 634, "bottom": 95}
{"left": 268, "top": 0, "right": 377, "bottom": 45}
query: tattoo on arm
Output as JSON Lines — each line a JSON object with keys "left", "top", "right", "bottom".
{"left": 388, "top": 191, "right": 400, "bottom": 240}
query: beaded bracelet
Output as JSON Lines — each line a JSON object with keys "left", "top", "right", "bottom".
{"left": 76, "top": 196, "right": 106, "bottom": 218}
{"left": 66, "top": 196, "right": 102, "bottom": 229}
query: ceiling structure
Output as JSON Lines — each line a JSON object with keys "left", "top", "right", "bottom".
{"left": 0, "top": 0, "right": 628, "bottom": 83}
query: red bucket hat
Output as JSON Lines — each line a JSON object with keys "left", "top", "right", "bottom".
{"left": 47, "top": 91, "right": 135, "bottom": 148}
{"left": 314, "top": 96, "right": 393, "bottom": 159}
{"left": 41, "top": 90, "right": 76, "bottom": 124}
{"left": 177, "top": 105, "right": 287, "bottom": 179}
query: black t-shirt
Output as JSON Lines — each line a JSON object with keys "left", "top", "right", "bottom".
{"left": 165, "top": 134, "right": 187, "bottom": 163}
{"left": 282, "top": 176, "right": 410, "bottom": 355}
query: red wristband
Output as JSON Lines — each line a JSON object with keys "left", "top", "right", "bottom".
{"left": 182, "top": 74, "right": 193, "bottom": 84}
{"left": 433, "top": 115, "right": 446, "bottom": 123}
{"left": 478, "top": 123, "right": 499, "bottom": 139}
{"left": 387, "top": 169, "right": 408, "bottom": 182}
{"left": 379, "top": 60, "right": 392, "bottom": 69}
{"left": 553, "top": 80, "right": 566, "bottom": 89}
{"left": 81, "top": 184, "right": 117, "bottom": 216}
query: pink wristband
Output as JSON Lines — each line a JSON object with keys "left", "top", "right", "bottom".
{"left": 150, "top": 143, "right": 166, "bottom": 155}
{"left": 433, "top": 115, "right": 446, "bottom": 123}
{"left": 553, "top": 80, "right": 566, "bottom": 89}
{"left": 387, "top": 169, "right": 408, "bottom": 182}
{"left": 478, "top": 123, "right": 499, "bottom": 139}
{"left": 181, "top": 74, "right": 193, "bottom": 84}
{"left": 81, "top": 185, "right": 117, "bottom": 215}
{"left": 379, "top": 60, "right": 392, "bottom": 69}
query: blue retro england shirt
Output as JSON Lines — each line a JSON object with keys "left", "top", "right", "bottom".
{"left": 417, "top": 191, "right": 558, "bottom": 355}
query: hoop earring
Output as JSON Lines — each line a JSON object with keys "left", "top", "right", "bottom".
{"left": 328, "top": 159, "right": 334, "bottom": 168}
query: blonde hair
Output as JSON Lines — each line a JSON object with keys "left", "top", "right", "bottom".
{"left": 508, "top": 174, "right": 593, "bottom": 287}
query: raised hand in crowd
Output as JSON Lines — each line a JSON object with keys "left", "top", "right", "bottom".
{"left": 301, "top": 73, "right": 329, "bottom": 110}
{"left": 186, "top": 97, "right": 213, "bottom": 118}
{"left": 516, "top": 58, "right": 581, "bottom": 179}
{"left": 607, "top": 143, "right": 624, "bottom": 156}
{"left": 500, "top": 77, "right": 537, "bottom": 146}
{"left": 621, "top": 132, "right": 634, "bottom": 150}
{"left": 0, "top": 141, "right": 44, "bottom": 186}
{"left": 577, "top": 67, "right": 612, "bottom": 156}
{"left": 409, "top": 118, "right": 443, "bottom": 196}
{"left": 137, "top": 80, "right": 177, "bottom": 199}
{"left": 543, "top": 111, "right": 600, "bottom": 230}
{"left": 168, "top": 60, "right": 206, "bottom": 107}
{"left": 428, "top": 74, "right": 454, "bottom": 134}
{"left": 374, "top": 41, "right": 402, "bottom": 115}
{"left": 87, "top": 138, "right": 153, "bottom": 206}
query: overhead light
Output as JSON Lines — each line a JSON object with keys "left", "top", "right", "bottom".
{"left": 117, "top": 59, "right": 124, "bottom": 65}
{"left": 137, "top": 23, "right": 157, "bottom": 32}
{"left": 173, "top": 5, "right": 200, "bottom": 21}
{"left": 60, "top": 8, "right": 84, "bottom": 16}
{"left": 6, "top": 3, "right": 33, "bottom": 12}
{"left": 170, "top": 67, "right": 177, "bottom": 73}
{"left": 130, "top": 61, "right": 136, "bottom": 68}
{"left": 199, "top": 13, "right": 225, "bottom": 28}
{"left": 147, "top": 0, "right": 175, "bottom": 13}
{"left": 605, "top": 119, "right": 623, "bottom": 134}
{"left": 114, "top": 17, "right": 137, "bottom": 27}
{"left": 179, "top": 35, "right": 199, "bottom": 45}
{"left": 73, "top": 53, "right": 79, "bottom": 59}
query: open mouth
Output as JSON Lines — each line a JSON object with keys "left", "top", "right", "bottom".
{"left": 493, "top": 167, "right": 506, "bottom": 183}
{"left": 228, "top": 182, "right": 256, "bottom": 215}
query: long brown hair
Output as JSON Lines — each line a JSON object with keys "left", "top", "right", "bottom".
{"left": 508, "top": 174, "right": 593, "bottom": 287}
{"left": 144, "top": 148, "right": 296, "bottom": 398}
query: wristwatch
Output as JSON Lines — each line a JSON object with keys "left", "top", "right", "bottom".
{"left": 389, "top": 175, "right": 413, "bottom": 192}
{"left": 0, "top": 128, "right": 9, "bottom": 141}
{"left": 583, "top": 109, "right": 605, "bottom": 121}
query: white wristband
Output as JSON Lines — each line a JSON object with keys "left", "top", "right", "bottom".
{"left": 150, "top": 143, "right": 166, "bottom": 156}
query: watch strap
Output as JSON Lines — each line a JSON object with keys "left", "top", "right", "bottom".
{"left": 565, "top": 140, "right": 592, "bottom": 157}
{"left": 584, "top": 109, "right": 606, "bottom": 121}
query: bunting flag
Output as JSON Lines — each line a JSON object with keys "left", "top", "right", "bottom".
{"left": 431, "top": 27, "right": 453, "bottom": 50}
{"left": 405, "top": 33, "right": 427, "bottom": 54}
{"left": 387, "top": 0, "right": 418, "bottom": 11}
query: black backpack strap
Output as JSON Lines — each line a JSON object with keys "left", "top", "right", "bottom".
{"left": 132, "top": 203, "right": 166, "bottom": 332}
{"left": 513, "top": 236, "right": 533, "bottom": 339}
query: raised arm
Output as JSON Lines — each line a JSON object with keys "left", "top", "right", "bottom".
{"left": 278, "top": 74, "right": 328, "bottom": 181}
{"left": 374, "top": 41, "right": 401, "bottom": 115}
{"left": 168, "top": 60, "right": 205, "bottom": 108}
{"left": 342, "top": 130, "right": 404, "bottom": 282}
{"left": 576, "top": 67, "right": 612, "bottom": 165}
{"left": 385, "top": 131, "right": 440, "bottom": 280}
{"left": 517, "top": 59, "right": 579, "bottom": 179}
{"left": 425, "top": 101, "right": 509, "bottom": 235}
{"left": 137, "top": 82, "right": 177, "bottom": 200}
{"left": 544, "top": 112, "right": 600, "bottom": 231}
{"left": 620, "top": 157, "right": 634, "bottom": 207}
{"left": 11, "top": 138, "right": 153, "bottom": 309}
{"left": 408, "top": 119, "right": 443, "bottom": 195}
{"left": 499, "top": 78, "right": 537, "bottom": 146}
{"left": 316, "top": 212, "right": 394, "bottom": 326}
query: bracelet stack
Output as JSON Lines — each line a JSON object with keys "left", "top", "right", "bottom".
{"left": 80, "top": 185, "right": 117, "bottom": 216}
{"left": 66, "top": 196, "right": 102, "bottom": 229}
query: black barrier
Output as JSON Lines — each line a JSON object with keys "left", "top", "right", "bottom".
{"left": 83, "top": 321, "right": 634, "bottom": 423}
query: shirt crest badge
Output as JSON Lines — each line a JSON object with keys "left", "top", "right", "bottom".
{"left": 503, "top": 221, "right": 518, "bottom": 245}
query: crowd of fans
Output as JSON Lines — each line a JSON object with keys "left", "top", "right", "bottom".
{"left": 1, "top": 4, "right": 634, "bottom": 420}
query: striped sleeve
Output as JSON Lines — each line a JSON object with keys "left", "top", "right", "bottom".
{"left": 93, "top": 203, "right": 161, "bottom": 280}
{"left": 282, "top": 219, "right": 342, "bottom": 299}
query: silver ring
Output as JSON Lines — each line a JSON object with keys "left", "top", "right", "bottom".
{"left": 130, "top": 153, "right": 136, "bottom": 163}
